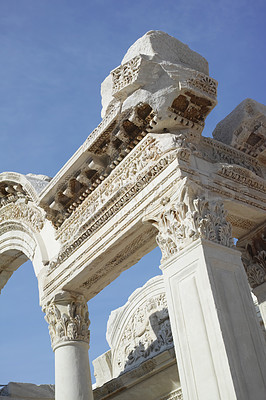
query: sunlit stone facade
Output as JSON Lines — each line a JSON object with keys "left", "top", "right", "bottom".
{"left": 0, "top": 31, "right": 266, "bottom": 400}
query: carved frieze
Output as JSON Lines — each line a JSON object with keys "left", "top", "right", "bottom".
{"left": 112, "top": 55, "right": 142, "bottom": 95}
{"left": 48, "top": 134, "right": 184, "bottom": 269}
{"left": 145, "top": 180, "right": 233, "bottom": 262}
{"left": 41, "top": 103, "right": 155, "bottom": 228}
{"left": 217, "top": 165, "right": 265, "bottom": 192}
{"left": 0, "top": 202, "right": 44, "bottom": 232}
{"left": 201, "top": 136, "right": 261, "bottom": 176}
{"left": 227, "top": 214, "right": 257, "bottom": 232}
{"left": 187, "top": 72, "right": 217, "bottom": 98}
{"left": 43, "top": 293, "right": 90, "bottom": 350}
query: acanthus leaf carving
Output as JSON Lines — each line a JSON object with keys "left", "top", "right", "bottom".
{"left": 145, "top": 180, "right": 233, "bottom": 262}
{"left": 43, "top": 293, "right": 90, "bottom": 350}
{"left": 239, "top": 228, "right": 266, "bottom": 289}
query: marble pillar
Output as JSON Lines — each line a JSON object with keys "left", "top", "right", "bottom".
{"left": 147, "top": 192, "right": 266, "bottom": 400}
{"left": 43, "top": 292, "right": 93, "bottom": 400}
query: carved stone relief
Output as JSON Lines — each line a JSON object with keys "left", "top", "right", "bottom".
{"left": 0, "top": 202, "right": 44, "bottom": 232}
{"left": 103, "top": 276, "right": 173, "bottom": 379}
{"left": 213, "top": 98, "right": 266, "bottom": 160}
{"left": 48, "top": 134, "right": 183, "bottom": 269}
{"left": 145, "top": 179, "right": 233, "bottom": 262}
{"left": 115, "top": 293, "right": 173, "bottom": 374}
{"left": 201, "top": 137, "right": 261, "bottom": 176}
{"left": 43, "top": 293, "right": 90, "bottom": 350}
{"left": 112, "top": 55, "right": 142, "bottom": 95}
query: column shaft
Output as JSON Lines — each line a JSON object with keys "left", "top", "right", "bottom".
{"left": 55, "top": 342, "right": 93, "bottom": 400}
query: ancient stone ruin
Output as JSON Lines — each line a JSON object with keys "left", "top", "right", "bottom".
{"left": 0, "top": 31, "right": 266, "bottom": 400}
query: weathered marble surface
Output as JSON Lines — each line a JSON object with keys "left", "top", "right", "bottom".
{"left": 0, "top": 382, "right": 55, "bottom": 398}
{"left": 93, "top": 275, "right": 174, "bottom": 385}
{"left": 0, "top": 30, "right": 266, "bottom": 400}
{"left": 213, "top": 98, "right": 266, "bottom": 160}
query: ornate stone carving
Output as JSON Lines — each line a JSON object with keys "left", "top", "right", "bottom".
{"left": 115, "top": 293, "right": 173, "bottom": 373}
{"left": 112, "top": 55, "right": 142, "bottom": 95}
{"left": 41, "top": 103, "right": 155, "bottom": 228}
{"left": 0, "top": 202, "right": 44, "bottom": 232}
{"left": 201, "top": 136, "right": 261, "bottom": 176}
{"left": 240, "top": 227, "right": 266, "bottom": 289}
{"left": 0, "top": 190, "right": 29, "bottom": 209}
{"left": 105, "top": 276, "right": 173, "bottom": 377}
{"left": 146, "top": 181, "right": 233, "bottom": 261}
{"left": 187, "top": 72, "right": 217, "bottom": 98}
{"left": 43, "top": 293, "right": 90, "bottom": 350}
{"left": 212, "top": 98, "right": 266, "bottom": 159}
{"left": 161, "top": 389, "right": 183, "bottom": 400}
{"left": 217, "top": 165, "right": 265, "bottom": 192}
{"left": 48, "top": 134, "right": 180, "bottom": 269}
{"left": 226, "top": 214, "right": 257, "bottom": 235}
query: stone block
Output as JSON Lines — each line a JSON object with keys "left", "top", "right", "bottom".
{"left": 213, "top": 98, "right": 266, "bottom": 160}
{"left": 121, "top": 30, "right": 209, "bottom": 74}
{"left": 101, "top": 31, "right": 217, "bottom": 134}
{"left": 1, "top": 382, "right": 54, "bottom": 398}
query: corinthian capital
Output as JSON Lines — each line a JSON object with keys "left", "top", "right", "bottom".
{"left": 144, "top": 179, "right": 233, "bottom": 262}
{"left": 43, "top": 292, "right": 90, "bottom": 350}
{"left": 238, "top": 226, "right": 266, "bottom": 289}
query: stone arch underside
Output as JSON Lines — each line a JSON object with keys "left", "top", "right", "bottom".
{"left": 0, "top": 222, "right": 40, "bottom": 293}
{"left": 0, "top": 172, "right": 51, "bottom": 294}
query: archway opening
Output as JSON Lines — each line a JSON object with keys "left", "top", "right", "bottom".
{"left": 0, "top": 257, "right": 54, "bottom": 386}
{"left": 89, "top": 246, "right": 162, "bottom": 385}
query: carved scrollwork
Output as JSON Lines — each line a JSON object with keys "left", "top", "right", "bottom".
{"left": 240, "top": 228, "right": 266, "bottom": 289}
{"left": 145, "top": 181, "right": 233, "bottom": 261}
{"left": 0, "top": 202, "right": 44, "bottom": 232}
{"left": 43, "top": 293, "right": 90, "bottom": 350}
{"left": 112, "top": 55, "right": 142, "bottom": 94}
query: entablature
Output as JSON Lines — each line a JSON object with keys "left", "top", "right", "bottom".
{"left": 40, "top": 129, "right": 266, "bottom": 304}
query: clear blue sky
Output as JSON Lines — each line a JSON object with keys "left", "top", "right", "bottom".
{"left": 0, "top": 0, "right": 265, "bottom": 386}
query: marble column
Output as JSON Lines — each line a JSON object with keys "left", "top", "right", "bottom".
{"left": 146, "top": 190, "right": 266, "bottom": 400}
{"left": 43, "top": 292, "right": 93, "bottom": 400}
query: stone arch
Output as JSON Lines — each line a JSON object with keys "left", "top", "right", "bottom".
{"left": 0, "top": 172, "right": 51, "bottom": 294}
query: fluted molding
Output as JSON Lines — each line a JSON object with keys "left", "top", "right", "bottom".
{"left": 43, "top": 292, "right": 90, "bottom": 351}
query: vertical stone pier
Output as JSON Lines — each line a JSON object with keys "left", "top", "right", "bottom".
{"left": 146, "top": 186, "right": 266, "bottom": 400}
